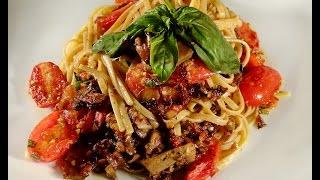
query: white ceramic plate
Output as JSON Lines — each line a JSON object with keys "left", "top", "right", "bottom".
{"left": 8, "top": 0, "right": 312, "bottom": 179}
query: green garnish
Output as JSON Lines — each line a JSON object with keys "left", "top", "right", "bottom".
{"left": 27, "top": 139, "right": 37, "bottom": 148}
{"left": 145, "top": 78, "right": 160, "bottom": 87}
{"left": 74, "top": 81, "right": 81, "bottom": 90}
{"left": 93, "top": 0, "right": 240, "bottom": 82}
{"left": 173, "top": 5, "right": 240, "bottom": 75}
{"left": 30, "top": 153, "right": 40, "bottom": 160}
{"left": 259, "top": 107, "right": 270, "bottom": 115}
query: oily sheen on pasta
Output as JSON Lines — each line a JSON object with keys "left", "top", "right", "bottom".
{"left": 26, "top": 0, "right": 283, "bottom": 179}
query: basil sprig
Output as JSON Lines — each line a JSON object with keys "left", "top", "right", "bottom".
{"left": 150, "top": 30, "right": 178, "bottom": 82}
{"left": 93, "top": 1, "right": 240, "bottom": 82}
{"left": 173, "top": 7, "right": 240, "bottom": 74}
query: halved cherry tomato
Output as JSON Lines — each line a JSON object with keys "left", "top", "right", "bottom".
{"left": 125, "top": 63, "right": 150, "bottom": 97}
{"left": 28, "top": 111, "right": 78, "bottom": 162}
{"left": 184, "top": 139, "right": 221, "bottom": 180}
{"left": 237, "top": 21, "right": 265, "bottom": 70}
{"left": 239, "top": 65, "right": 281, "bottom": 107}
{"left": 243, "top": 52, "right": 265, "bottom": 69}
{"left": 96, "top": 0, "right": 136, "bottom": 34}
{"left": 126, "top": 60, "right": 214, "bottom": 101}
{"left": 236, "top": 21, "right": 259, "bottom": 49}
{"left": 29, "top": 62, "right": 68, "bottom": 108}
{"left": 115, "top": 0, "right": 133, "bottom": 3}
{"left": 186, "top": 59, "right": 214, "bottom": 84}
{"left": 168, "top": 59, "right": 214, "bottom": 85}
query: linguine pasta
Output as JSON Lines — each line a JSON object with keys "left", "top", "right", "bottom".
{"left": 60, "top": 0, "right": 253, "bottom": 171}
{"left": 26, "top": 0, "right": 284, "bottom": 179}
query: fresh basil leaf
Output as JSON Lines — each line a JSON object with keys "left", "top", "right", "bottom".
{"left": 93, "top": 2, "right": 240, "bottom": 83}
{"left": 92, "top": 4, "right": 171, "bottom": 57}
{"left": 132, "top": 4, "right": 172, "bottom": 34}
{"left": 92, "top": 31, "right": 127, "bottom": 56}
{"left": 164, "top": 0, "right": 176, "bottom": 14}
{"left": 150, "top": 30, "right": 178, "bottom": 82}
{"left": 144, "top": 4, "right": 172, "bottom": 19}
{"left": 131, "top": 15, "right": 167, "bottom": 34}
{"left": 174, "top": 6, "right": 240, "bottom": 74}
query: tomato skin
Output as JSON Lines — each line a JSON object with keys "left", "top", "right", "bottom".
{"left": 244, "top": 52, "right": 265, "bottom": 69}
{"left": 240, "top": 65, "right": 281, "bottom": 107}
{"left": 28, "top": 111, "right": 78, "bottom": 162}
{"left": 114, "top": 0, "right": 132, "bottom": 3}
{"left": 168, "top": 59, "right": 213, "bottom": 85}
{"left": 125, "top": 59, "right": 213, "bottom": 109}
{"left": 29, "top": 62, "right": 68, "bottom": 108}
{"left": 236, "top": 21, "right": 259, "bottom": 49}
{"left": 184, "top": 139, "right": 221, "bottom": 180}
{"left": 96, "top": 0, "right": 136, "bottom": 34}
{"left": 237, "top": 21, "right": 266, "bottom": 70}
{"left": 186, "top": 59, "right": 214, "bottom": 84}
{"left": 125, "top": 63, "right": 150, "bottom": 97}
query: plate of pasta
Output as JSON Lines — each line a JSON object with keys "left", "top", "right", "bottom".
{"left": 8, "top": 0, "right": 311, "bottom": 180}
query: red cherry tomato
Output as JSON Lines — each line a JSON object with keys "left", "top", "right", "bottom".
{"left": 186, "top": 59, "right": 214, "bottom": 84}
{"left": 29, "top": 62, "right": 68, "bottom": 108}
{"left": 125, "top": 60, "right": 213, "bottom": 99}
{"left": 239, "top": 65, "right": 282, "bottom": 107}
{"left": 115, "top": 0, "right": 135, "bottom": 3}
{"left": 237, "top": 21, "right": 266, "bottom": 70}
{"left": 184, "top": 139, "right": 221, "bottom": 180}
{"left": 125, "top": 63, "right": 150, "bottom": 97}
{"left": 168, "top": 59, "right": 213, "bottom": 85}
{"left": 243, "top": 52, "right": 265, "bottom": 69}
{"left": 27, "top": 111, "right": 78, "bottom": 162}
{"left": 236, "top": 21, "right": 259, "bottom": 49}
{"left": 96, "top": 0, "right": 136, "bottom": 34}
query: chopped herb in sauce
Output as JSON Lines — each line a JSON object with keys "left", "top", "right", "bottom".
{"left": 30, "top": 153, "right": 40, "bottom": 160}
{"left": 145, "top": 79, "right": 160, "bottom": 87}
{"left": 27, "top": 139, "right": 37, "bottom": 148}
{"left": 74, "top": 81, "right": 81, "bottom": 90}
